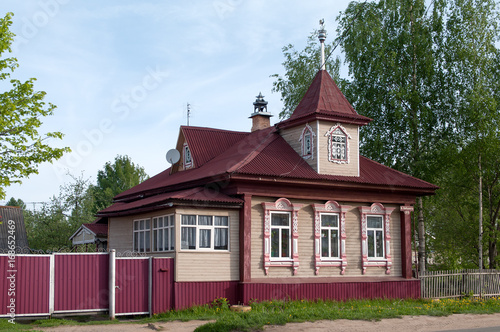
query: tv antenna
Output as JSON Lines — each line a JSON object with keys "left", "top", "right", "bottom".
{"left": 187, "top": 102, "right": 191, "bottom": 126}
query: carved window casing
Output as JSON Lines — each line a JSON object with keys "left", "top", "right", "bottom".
{"left": 299, "top": 123, "right": 316, "bottom": 159}
{"left": 312, "top": 201, "right": 351, "bottom": 275}
{"left": 325, "top": 123, "right": 351, "bottom": 164}
{"left": 262, "top": 198, "right": 303, "bottom": 275}
{"left": 358, "top": 203, "right": 395, "bottom": 274}
{"left": 183, "top": 143, "right": 192, "bottom": 168}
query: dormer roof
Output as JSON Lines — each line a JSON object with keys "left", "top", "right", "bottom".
{"left": 277, "top": 70, "right": 372, "bottom": 129}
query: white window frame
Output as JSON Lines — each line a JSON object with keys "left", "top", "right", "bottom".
{"left": 152, "top": 214, "right": 175, "bottom": 252}
{"left": 299, "top": 123, "right": 316, "bottom": 159}
{"left": 270, "top": 211, "right": 292, "bottom": 261}
{"left": 180, "top": 215, "right": 229, "bottom": 251}
{"left": 320, "top": 213, "right": 340, "bottom": 260}
{"left": 359, "top": 203, "right": 395, "bottom": 274}
{"left": 133, "top": 218, "right": 151, "bottom": 252}
{"left": 183, "top": 143, "right": 192, "bottom": 168}
{"left": 312, "top": 201, "right": 350, "bottom": 275}
{"left": 366, "top": 215, "right": 384, "bottom": 259}
{"left": 325, "top": 123, "right": 351, "bottom": 164}
{"left": 262, "top": 198, "right": 303, "bottom": 275}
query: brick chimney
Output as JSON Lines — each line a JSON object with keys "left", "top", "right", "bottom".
{"left": 250, "top": 92, "right": 273, "bottom": 132}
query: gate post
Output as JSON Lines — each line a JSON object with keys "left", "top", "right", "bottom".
{"left": 49, "top": 254, "right": 55, "bottom": 316}
{"left": 109, "top": 250, "right": 116, "bottom": 319}
{"left": 149, "top": 257, "right": 153, "bottom": 317}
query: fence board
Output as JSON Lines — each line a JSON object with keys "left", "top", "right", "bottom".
{"left": 420, "top": 269, "right": 500, "bottom": 299}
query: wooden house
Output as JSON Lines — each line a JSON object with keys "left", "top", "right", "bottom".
{"left": 97, "top": 29, "right": 437, "bottom": 306}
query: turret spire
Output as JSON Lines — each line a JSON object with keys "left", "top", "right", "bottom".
{"left": 318, "top": 19, "right": 326, "bottom": 71}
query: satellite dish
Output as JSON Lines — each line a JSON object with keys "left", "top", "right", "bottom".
{"left": 166, "top": 149, "right": 180, "bottom": 165}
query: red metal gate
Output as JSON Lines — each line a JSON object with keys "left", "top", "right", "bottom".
{"left": 115, "top": 257, "right": 149, "bottom": 316}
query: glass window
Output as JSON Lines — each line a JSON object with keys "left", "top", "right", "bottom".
{"left": 181, "top": 215, "right": 229, "bottom": 251}
{"left": 133, "top": 219, "right": 151, "bottom": 252}
{"left": 153, "top": 215, "right": 175, "bottom": 252}
{"left": 320, "top": 213, "right": 339, "bottom": 259}
{"left": 270, "top": 212, "right": 291, "bottom": 259}
{"left": 367, "top": 216, "right": 384, "bottom": 258}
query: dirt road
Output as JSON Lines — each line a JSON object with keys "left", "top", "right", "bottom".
{"left": 33, "top": 313, "right": 500, "bottom": 332}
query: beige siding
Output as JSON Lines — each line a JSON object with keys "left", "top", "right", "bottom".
{"left": 72, "top": 230, "right": 86, "bottom": 244}
{"left": 108, "top": 209, "right": 175, "bottom": 254}
{"left": 251, "top": 197, "right": 402, "bottom": 279}
{"left": 281, "top": 123, "right": 318, "bottom": 171}
{"left": 317, "top": 121, "right": 359, "bottom": 176}
{"left": 175, "top": 208, "right": 240, "bottom": 282}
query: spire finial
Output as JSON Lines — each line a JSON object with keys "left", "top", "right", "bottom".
{"left": 318, "top": 19, "right": 326, "bottom": 71}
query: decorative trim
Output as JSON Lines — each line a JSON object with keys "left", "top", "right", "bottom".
{"left": 299, "top": 123, "right": 316, "bottom": 160}
{"left": 312, "top": 201, "right": 351, "bottom": 275}
{"left": 325, "top": 123, "right": 351, "bottom": 164}
{"left": 262, "top": 198, "right": 303, "bottom": 275}
{"left": 183, "top": 143, "right": 192, "bottom": 169}
{"left": 358, "top": 203, "right": 395, "bottom": 274}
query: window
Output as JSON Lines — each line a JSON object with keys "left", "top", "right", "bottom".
{"left": 262, "top": 198, "right": 303, "bottom": 275}
{"left": 320, "top": 213, "right": 339, "bottom": 259}
{"left": 331, "top": 129, "right": 346, "bottom": 160}
{"left": 299, "top": 124, "right": 316, "bottom": 159}
{"left": 367, "top": 216, "right": 384, "bottom": 258}
{"left": 270, "top": 212, "right": 291, "bottom": 259}
{"left": 133, "top": 219, "right": 151, "bottom": 252}
{"left": 359, "top": 203, "right": 396, "bottom": 274}
{"left": 312, "top": 201, "right": 350, "bottom": 275}
{"left": 153, "top": 215, "right": 175, "bottom": 251}
{"left": 325, "top": 124, "right": 351, "bottom": 164}
{"left": 183, "top": 144, "right": 192, "bottom": 168}
{"left": 181, "top": 215, "right": 229, "bottom": 251}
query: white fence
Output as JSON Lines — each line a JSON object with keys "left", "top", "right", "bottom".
{"left": 420, "top": 269, "right": 500, "bottom": 299}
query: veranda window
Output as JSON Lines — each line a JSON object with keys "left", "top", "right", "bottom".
{"left": 133, "top": 219, "right": 151, "bottom": 252}
{"left": 181, "top": 215, "right": 229, "bottom": 250}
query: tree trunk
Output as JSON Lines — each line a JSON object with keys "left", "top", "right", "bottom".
{"left": 479, "top": 153, "right": 483, "bottom": 270}
{"left": 418, "top": 196, "right": 426, "bottom": 274}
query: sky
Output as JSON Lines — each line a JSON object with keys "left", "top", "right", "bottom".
{"left": 0, "top": 0, "right": 352, "bottom": 208}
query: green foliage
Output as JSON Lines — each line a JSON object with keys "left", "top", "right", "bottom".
{"left": 91, "top": 155, "right": 148, "bottom": 213}
{"left": 5, "top": 197, "right": 25, "bottom": 209}
{"left": 24, "top": 174, "right": 95, "bottom": 250}
{"left": 0, "top": 13, "right": 70, "bottom": 199}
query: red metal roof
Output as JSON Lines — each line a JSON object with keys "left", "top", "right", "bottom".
{"left": 101, "top": 187, "right": 243, "bottom": 215}
{"left": 181, "top": 126, "right": 248, "bottom": 167}
{"left": 279, "top": 70, "right": 372, "bottom": 127}
{"left": 82, "top": 223, "right": 108, "bottom": 237}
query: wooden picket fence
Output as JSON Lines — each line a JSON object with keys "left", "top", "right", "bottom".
{"left": 420, "top": 269, "right": 500, "bottom": 299}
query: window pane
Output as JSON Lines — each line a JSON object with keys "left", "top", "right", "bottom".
{"left": 331, "top": 230, "right": 339, "bottom": 257}
{"left": 271, "top": 213, "right": 289, "bottom": 226}
{"left": 271, "top": 229, "right": 279, "bottom": 257}
{"left": 169, "top": 228, "right": 175, "bottom": 250}
{"left": 199, "top": 229, "right": 211, "bottom": 248}
{"left": 140, "top": 220, "right": 144, "bottom": 230}
{"left": 146, "top": 219, "right": 150, "bottom": 229}
{"left": 367, "top": 216, "right": 382, "bottom": 228}
{"left": 281, "top": 229, "right": 289, "bottom": 258}
{"left": 158, "top": 229, "right": 164, "bottom": 251}
{"left": 321, "top": 230, "right": 329, "bottom": 257}
{"left": 134, "top": 221, "right": 138, "bottom": 231}
{"left": 376, "top": 230, "right": 384, "bottom": 257}
{"left": 134, "top": 232, "right": 139, "bottom": 251}
{"left": 368, "top": 230, "right": 374, "bottom": 257}
{"left": 169, "top": 215, "right": 174, "bottom": 226}
{"left": 321, "top": 214, "right": 338, "bottom": 227}
{"left": 214, "top": 216, "right": 228, "bottom": 226}
{"left": 215, "top": 228, "right": 228, "bottom": 250}
{"left": 182, "top": 215, "right": 196, "bottom": 225}
{"left": 181, "top": 227, "right": 196, "bottom": 249}
{"left": 199, "top": 215, "right": 213, "bottom": 226}
{"left": 145, "top": 230, "right": 150, "bottom": 251}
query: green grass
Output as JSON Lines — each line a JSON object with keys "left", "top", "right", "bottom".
{"left": 2, "top": 297, "right": 500, "bottom": 332}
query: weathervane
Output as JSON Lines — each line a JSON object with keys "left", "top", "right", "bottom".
{"left": 318, "top": 19, "right": 326, "bottom": 71}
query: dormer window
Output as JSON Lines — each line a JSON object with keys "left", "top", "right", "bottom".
{"left": 299, "top": 123, "right": 316, "bottom": 159}
{"left": 183, "top": 144, "right": 192, "bottom": 168}
{"left": 325, "top": 124, "right": 351, "bottom": 164}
